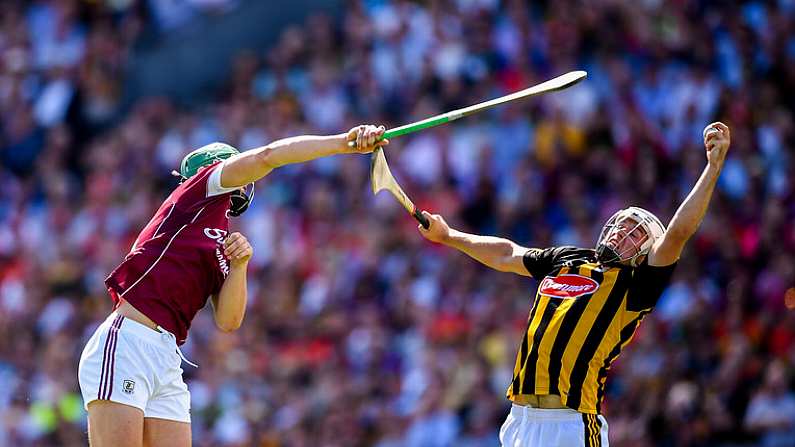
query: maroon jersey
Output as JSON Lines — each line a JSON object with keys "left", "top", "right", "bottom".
{"left": 105, "top": 162, "right": 232, "bottom": 344}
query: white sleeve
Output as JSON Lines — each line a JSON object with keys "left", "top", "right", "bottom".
{"left": 206, "top": 161, "right": 239, "bottom": 197}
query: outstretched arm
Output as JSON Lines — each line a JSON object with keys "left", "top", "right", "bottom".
{"left": 417, "top": 211, "right": 532, "bottom": 276}
{"left": 219, "top": 125, "right": 389, "bottom": 188}
{"left": 648, "top": 122, "right": 731, "bottom": 266}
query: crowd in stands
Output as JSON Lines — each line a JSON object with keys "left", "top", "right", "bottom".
{"left": 1, "top": 0, "right": 794, "bottom": 445}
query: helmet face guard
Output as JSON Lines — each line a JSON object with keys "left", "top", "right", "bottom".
{"left": 229, "top": 183, "right": 254, "bottom": 217}
{"left": 175, "top": 142, "right": 254, "bottom": 217}
{"left": 596, "top": 207, "right": 665, "bottom": 266}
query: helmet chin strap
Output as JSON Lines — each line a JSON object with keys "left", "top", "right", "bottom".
{"left": 596, "top": 238, "right": 645, "bottom": 266}
{"left": 596, "top": 245, "right": 621, "bottom": 264}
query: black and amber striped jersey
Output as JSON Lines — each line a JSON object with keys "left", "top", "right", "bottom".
{"left": 507, "top": 246, "right": 677, "bottom": 415}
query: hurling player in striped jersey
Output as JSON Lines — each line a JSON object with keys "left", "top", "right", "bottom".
{"left": 417, "top": 123, "right": 730, "bottom": 446}
{"left": 78, "top": 125, "right": 388, "bottom": 447}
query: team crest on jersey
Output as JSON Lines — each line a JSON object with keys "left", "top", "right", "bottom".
{"left": 539, "top": 274, "right": 599, "bottom": 299}
{"left": 122, "top": 379, "right": 135, "bottom": 394}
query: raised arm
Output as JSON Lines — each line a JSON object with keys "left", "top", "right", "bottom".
{"left": 219, "top": 125, "right": 388, "bottom": 188}
{"left": 418, "top": 211, "right": 532, "bottom": 276}
{"left": 648, "top": 122, "right": 731, "bottom": 266}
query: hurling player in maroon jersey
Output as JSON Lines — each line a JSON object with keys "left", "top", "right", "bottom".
{"left": 416, "top": 123, "right": 731, "bottom": 446}
{"left": 78, "top": 125, "right": 388, "bottom": 447}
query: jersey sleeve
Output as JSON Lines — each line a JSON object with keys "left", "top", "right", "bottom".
{"left": 523, "top": 246, "right": 597, "bottom": 278}
{"left": 626, "top": 260, "right": 678, "bottom": 312}
{"left": 522, "top": 246, "right": 567, "bottom": 278}
{"left": 206, "top": 160, "right": 239, "bottom": 197}
{"left": 175, "top": 161, "right": 232, "bottom": 211}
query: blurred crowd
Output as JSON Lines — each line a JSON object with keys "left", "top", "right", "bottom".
{"left": 1, "top": 0, "right": 795, "bottom": 446}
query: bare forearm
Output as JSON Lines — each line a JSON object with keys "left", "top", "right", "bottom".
{"left": 221, "top": 126, "right": 386, "bottom": 188}
{"left": 667, "top": 163, "right": 722, "bottom": 239}
{"left": 214, "top": 264, "right": 248, "bottom": 332}
{"left": 220, "top": 134, "right": 347, "bottom": 187}
{"left": 419, "top": 212, "right": 530, "bottom": 275}
{"left": 443, "top": 229, "right": 525, "bottom": 272}
{"left": 649, "top": 122, "right": 729, "bottom": 266}
{"left": 259, "top": 134, "right": 347, "bottom": 169}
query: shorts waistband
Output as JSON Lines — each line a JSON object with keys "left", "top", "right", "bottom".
{"left": 509, "top": 403, "right": 582, "bottom": 421}
{"left": 103, "top": 311, "right": 177, "bottom": 349}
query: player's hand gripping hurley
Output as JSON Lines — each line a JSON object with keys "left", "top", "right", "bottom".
{"left": 349, "top": 70, "right": 586, "bottom": 149}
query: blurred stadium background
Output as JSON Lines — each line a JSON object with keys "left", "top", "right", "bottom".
{"left": 1, "top": 0, "right": 794, "bottom": 446}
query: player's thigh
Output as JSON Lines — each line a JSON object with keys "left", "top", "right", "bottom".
{"left": 87, "top": 400, "right": 144, "bottom": 447}
{"left": 143, "top": 417, "right": 191, "bottom": 447}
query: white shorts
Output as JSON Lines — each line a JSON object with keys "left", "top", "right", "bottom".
{"left": 77, "top": 312, "right": 191, "bottom": 423}
{"left": 500, "top": 403, "right": 609, "bottom": 447}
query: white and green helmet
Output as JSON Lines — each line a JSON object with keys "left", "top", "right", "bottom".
{"left": 176, "top": 142, "right": 253, "bottom": 217}
{"left": 178, "top": 142, "right": 240, "bottom": 179}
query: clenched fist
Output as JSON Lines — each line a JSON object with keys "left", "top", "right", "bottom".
{"left": 223, "top": 232, "right": 252, "bottom": 267}
{"left": 703, "top": 122, "right": 730, "bottom": 168}
{"left": 417, "top": 211, "right": 452, "bottom": 243}
{"left": 345, "top": 124, "right": 389, "bottom": 154}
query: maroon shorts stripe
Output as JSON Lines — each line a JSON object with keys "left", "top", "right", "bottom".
{"left": 105, "top": 316, "right": 124, "bottom": 400}
{"left": 97, "top": 316, "right": 118, "bottom": 400}
{"left": 98, "top": 315, "right": 124, "bottom": 400}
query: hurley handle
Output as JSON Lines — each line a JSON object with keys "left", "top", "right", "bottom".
{"left": 347, "top": 116, "right": 451, "bottom": 149}
{"left": 413, "top": 209, "right": 430, "bottom": 229}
